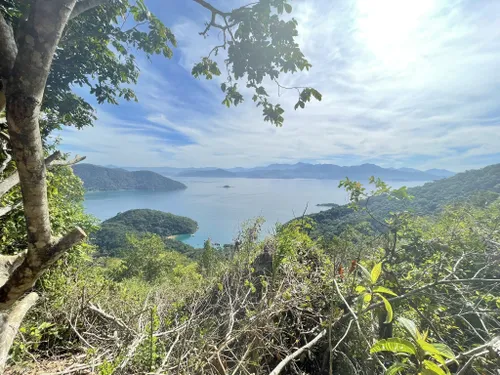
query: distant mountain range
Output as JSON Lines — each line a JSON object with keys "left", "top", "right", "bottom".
{"left": 119, "top": 163, "right": 455, "bottom": 181}
{"left": 73, "top": 164, "right": 187, "bottom": 191}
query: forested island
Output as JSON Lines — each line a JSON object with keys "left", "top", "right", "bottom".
{"left": 73, "top": 164, "right": 186, "bottom": 191}
{"left": 92, "top": 209, "right": 198, "bottom": 257}
{"left": 316, "top": 203, "right": 339, "bottom": 207}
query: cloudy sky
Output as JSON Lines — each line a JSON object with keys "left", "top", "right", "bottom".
{"left": 58, "top": 0, "right": 500, "bottom": 171}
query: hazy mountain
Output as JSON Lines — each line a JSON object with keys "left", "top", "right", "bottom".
{"left": 114, "top": 163, "right": 455, "bottom": 181}
{"left": 123, "top": 166, "right": 218, "bottom": 176}
{"left": 396, "top": 167, "right": 423, "bottom": 173}
{"left": 73, "top": 164, "right": 187, "bottom": 191}
{"left": 425, "top": 168, "right": 456, "bottom": 178}
{"left": 178, "top": 168, "right": 236, "bottom": 178}
{"left": 178, "top": 163, "right": 443, "bottom": 181}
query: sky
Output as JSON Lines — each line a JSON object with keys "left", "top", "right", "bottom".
{"left": 57, "top": 0, "right": 500, "bottom": 172}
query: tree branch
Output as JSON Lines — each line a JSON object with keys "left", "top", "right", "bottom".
{"left": 6, "top": 0, "right": 78, "bottom": 253}
{"left": 0, "top": 227, "right": 86, "bottom": 310}
{"left": 88, "top": 303, "right": 135, "bottom": 334}
{"left": 0, "top": 14, "right": 17, "bottom": 80}
{"left": 69, "top": 0, "right": 112, "bottom": 20}
{"left": 269, "top": 329, "right": 327, "bottom": 375}
{"left": 193, "top": 0, "right": 230, "bottom": 17}
{"left": 0, "top": 139, "right": 11, "bottom": 175}
{"left": 0, "top": 202, "right": 22, "bottom": 219}
{"left": 0, "top": 292, "right": 38, "bottom": 373}
{"left": 0, "top": 151, "right": 86, "bottom": 199}
{"left": 368, "top": 278, "right": 500, "bottom": 311}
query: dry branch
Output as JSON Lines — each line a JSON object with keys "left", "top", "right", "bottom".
{"left": 269, "top": 329, "right": 327, "bottom": 375}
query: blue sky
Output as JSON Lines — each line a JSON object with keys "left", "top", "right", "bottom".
{"left": 58, "top": 0, "right": 500, "bottom": 171}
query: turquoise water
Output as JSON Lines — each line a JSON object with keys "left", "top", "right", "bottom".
{"left": 83, "top": 178, "right": 424, "bottom": 248}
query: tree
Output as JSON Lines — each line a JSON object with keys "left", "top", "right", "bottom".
{"left": 0, "top": 0, "right": 318, "bottom": 369}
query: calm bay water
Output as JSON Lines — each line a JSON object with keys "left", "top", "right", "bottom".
{"left": 83, "top": 178, "right": 424, "bottom": 248}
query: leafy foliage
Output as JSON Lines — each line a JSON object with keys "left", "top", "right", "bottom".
{"left": 92, "top": 209, "right": 198, "bottom": 256}
{"left": 192, "top": 0, "right": 321, "bottom": 126}
{"left": 309, "top": 163, "right": 500, "bottom": 238}
{"left": 371, "top": 317, "right": 455, "bottom": 375}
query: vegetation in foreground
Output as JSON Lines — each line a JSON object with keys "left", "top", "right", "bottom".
{"left": 0, "top": 0, "right": 498, "bottom": 374}
{"left": 309, "top": 164, "right": 500, "bottom": 238}
{"left": 4, "top": 166, "right": 499, "bottom": 375}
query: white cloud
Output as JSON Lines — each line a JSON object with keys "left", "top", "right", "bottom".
{"left": 59, "top": 0, "right": 500, "bottom": 171}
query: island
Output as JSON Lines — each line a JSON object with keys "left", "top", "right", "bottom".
{"left": 316, "top": 203, "right": 339, "bottom": 207}
{"left": 222, "top": 185, "right": 232, "bottom": 188}
{"left": 73, "top": 163, "right": 187, "bottom": 191}
{"left": 92, "top": 209, "right": 198, "bottom": 257}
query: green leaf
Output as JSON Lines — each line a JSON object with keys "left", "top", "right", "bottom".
{"left": 432, "top": 343, "right": 455, "bottom": 360}
{"left": 386, "top": 362, "right": 408, "bottom": 375}
{"left": 418, "top": 340, "right": 454, "bottom": 362}
{"left": 373, "top": 286, "right": 397, "bottom": 296}
{"left": 357, "top": 264, "right": 371, "bottom": 282}
{"left": 371, "top": 262, "right": 382, "bottom": 284}
{"left": 398, "top": 317, "right": 418, "bottom": 341}
{"left": 284, "top": 3, "right": 292, "bottom": 13}
{"left": 310, "top": 88, "right": 322, "bottom": 101}
{"left": 363, "top": 293, "right": 372, "bottom": 305}
{"left": 422, "top": 360, "right": 447, "bottom": 375}
{"left": 355, "top": 286, "right": 367, "bottom": 294}
{"left": 370, "top": 338, "right": 417, "bottom": 355}
{"left": 376, "top": 293, "right": 393, "bottom": 323}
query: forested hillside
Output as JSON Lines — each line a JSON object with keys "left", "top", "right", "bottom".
{"left": 73, "top": 164, "right": 187, "bottom": 191}
{"left": 310, "top": 163, "right": 500, "bottom": 237}
{"left": 1, "top": 0, "right": 499, "bottom": 374}
{"left": 10, "top": 171, "right": 499, "bottom": 375}
{"left": 92, "top": 209, "right": 198, "bottom": 256}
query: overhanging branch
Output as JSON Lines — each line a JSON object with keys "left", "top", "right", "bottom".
{"left": 0, "top": 202, "right": 22, "bottom": 219}
{"left": 0, "top": 151, "right": 86, "bottom": 198}
{"left": 69, "top": 0, "right": 112, "bottom": 20}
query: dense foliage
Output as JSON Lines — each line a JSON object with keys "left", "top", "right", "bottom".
{"left": 1, "top": 0, "right": 499, "bottom": 373}
{"left": 72, "top": 164, "right": 187, "bottom": 191}
{"left": 10, "top": 177, "right": 500, "bottom": 374}
{"left": 92, "top": 209, "right": 198, "bottom": 256}
{"left": 309, "top": 163, "right": 500, "bottom": 238}
{"left": 0, "top": 165, "right": 98, "bottom": 254}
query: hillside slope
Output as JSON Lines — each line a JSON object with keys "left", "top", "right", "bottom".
{"left": 309, "top": 163, "right": 500, "bottom": 237}
{"left": 73, "top": 164, "right": 186, "bottom": 191}
{"left": 92, "top": 209, "right": 198, "bottom": 256}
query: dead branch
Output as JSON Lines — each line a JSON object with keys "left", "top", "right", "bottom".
{"left": 87, "top": 303, "right": 135, "bottom": 334}
{"left": 269, "top": 329, "right": 327, "bottom": 375}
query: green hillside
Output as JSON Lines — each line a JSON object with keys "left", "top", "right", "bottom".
{"left": 73, "top": 164, "right": 187, "bottom": 191}
{"left": 310, "top": 163, "right": 500, "bottom": 237}
{"left": 92, "top": 209, "right": 198, "bottom": 256}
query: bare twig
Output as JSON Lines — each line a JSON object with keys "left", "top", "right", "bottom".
{"left": 269, "top": 329, "right": 327, "bottom": 375}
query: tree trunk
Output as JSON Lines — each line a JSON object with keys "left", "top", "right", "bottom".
{"left": 0, "top": 293, "right": 38, "bottom": 373}
{"left": 0, "top": 0, "right": 116, "bottom": 368}
{"left": 0, "top": 0, "right": 87, "bottom": 370}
